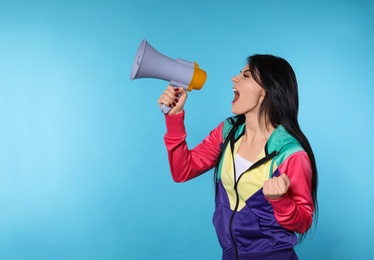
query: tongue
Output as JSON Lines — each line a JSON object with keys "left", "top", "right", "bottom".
{"left": 232, "top": 93, "right": 239, "bottom": 103}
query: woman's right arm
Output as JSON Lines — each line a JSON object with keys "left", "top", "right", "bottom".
{"left": 159, "top": 86, "right": 223, "bottom": 182}
{"left": 164, "top": 111, "right": 223, "bottom": 182}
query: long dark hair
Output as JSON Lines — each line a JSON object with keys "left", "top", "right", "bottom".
{"left": 215, "top": 54, "right": 318, "bottom": 242}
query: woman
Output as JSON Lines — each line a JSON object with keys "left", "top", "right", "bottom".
{"left": 158, "top": 54, "right": 318, "bottom": 260}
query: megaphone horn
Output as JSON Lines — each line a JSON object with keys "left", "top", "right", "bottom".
{"left": 130, "top": 39, "right": 207, "bottom": 114}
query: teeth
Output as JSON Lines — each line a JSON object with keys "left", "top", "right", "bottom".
{"left": 233, "top": 88, "right": 239, "bottom": 95}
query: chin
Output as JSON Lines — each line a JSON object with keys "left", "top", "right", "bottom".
{"left": 231, "top": 107, "right": 240, "bottom": 115}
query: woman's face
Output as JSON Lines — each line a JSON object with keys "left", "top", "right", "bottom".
{"left": 231, "top": 64, "right": 266, "bottom": 116}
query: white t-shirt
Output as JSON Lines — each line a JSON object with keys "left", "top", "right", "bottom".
{"left": 235, "top": 153, "right": 253, "bottom": 181}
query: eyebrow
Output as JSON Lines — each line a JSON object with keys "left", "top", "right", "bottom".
{"left": 241, "top": 69, "right": 251, "bottom": 74}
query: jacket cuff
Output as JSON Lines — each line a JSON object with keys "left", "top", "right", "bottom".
{"left": 165, "top": 111, "right": 186, "bottom": 137}
{"left": 266, "top": 193, "right": 295, "bottom": 215}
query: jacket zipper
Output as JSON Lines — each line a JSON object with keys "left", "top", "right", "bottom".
{"left": 228, "top": 136, "right": 279, "bottom": 260}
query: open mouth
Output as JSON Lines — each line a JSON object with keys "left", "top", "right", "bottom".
{"left": 232, "top": 88, "right": 239, "bottom": 103}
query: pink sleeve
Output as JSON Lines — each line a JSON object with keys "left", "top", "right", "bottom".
{"left": 267, "top": 151, "right": 314, "bottom": 234}
{"left": 164, "top": 111, "right": 223, "bottom": 182}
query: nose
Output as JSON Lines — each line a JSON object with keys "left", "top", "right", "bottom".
{"left": 232, "top": 75, "right": 238, "bottom": 83}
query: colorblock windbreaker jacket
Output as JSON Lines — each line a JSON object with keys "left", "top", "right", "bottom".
{"left": 164, "top": 112, "right": 314, "bottom": 260}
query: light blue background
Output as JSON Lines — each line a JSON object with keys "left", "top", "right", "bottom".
{"left": 1, "top": 0, "right": 373, "bottom": 259}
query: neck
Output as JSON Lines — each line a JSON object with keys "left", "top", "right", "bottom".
{"left": 236, "top": 114, "right": 274, "bottom": 162}
{"left": 243, "top": 114, "right": 274, "bottom": 144}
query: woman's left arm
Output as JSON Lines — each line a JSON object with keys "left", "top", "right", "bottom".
{"left": 266, "top": 151, "right": 314, "bottom": 234}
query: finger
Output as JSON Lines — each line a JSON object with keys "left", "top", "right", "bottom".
{"left": 158, "top": 93, "right": 174, "bottom": 107}
{"left": 159, "top": 86, "right": 180, "bottom": 107}
{"left": 263, "top": 179, "right": 282, "bottom": 199}
{"left": 263, "top": 179, "right": 277, "bottom": 195}
{"left": 166, "top": 85, "right": 180, "bottom": 99}
{"left": 159, "top": 86, "right": 188, "bottom": 115}
{"left": 279, "top": 174, "right": 291, "bottom": 188}
{"left": 272, "top": 178, "right": 284, "bottom": 194}
{"left": 264, "top": 177, "right": 285, "bottom": 195}
{"left": 176, "top": 88, "right": 187, "bottom": 101}
{"left": 263, "top": 179, "right": 269, "bottom": 192}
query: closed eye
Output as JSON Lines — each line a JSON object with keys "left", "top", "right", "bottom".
{"left": 242, "top": 69, "right": 251, "bottom": 78}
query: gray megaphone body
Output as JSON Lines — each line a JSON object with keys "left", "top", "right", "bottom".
{"left": 130, "top": 39, "right": 207, "bottom": 114}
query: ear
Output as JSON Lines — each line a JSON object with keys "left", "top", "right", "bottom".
{"left": 261, "top": 89, "right": 266, "bottom": 97}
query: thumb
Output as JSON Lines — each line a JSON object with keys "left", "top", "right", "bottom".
{"left": 279, "top": 173, "right": 291, "bottom": 187}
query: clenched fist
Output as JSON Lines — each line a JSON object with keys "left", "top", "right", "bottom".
{"left": 263, "top": 173, "right": 291, "bottom": 200}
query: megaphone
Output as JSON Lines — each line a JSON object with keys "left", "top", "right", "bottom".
{"left": 130, "top": 39, "right": 207, "bottom": 114}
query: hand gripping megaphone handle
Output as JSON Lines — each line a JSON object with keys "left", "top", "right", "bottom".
{"left": 160, "top": 81, "right": 184, "bottom": 114}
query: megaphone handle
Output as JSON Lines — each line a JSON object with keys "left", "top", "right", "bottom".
{"left": 161, "top": 104, "right": 172, "bottom": 114}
